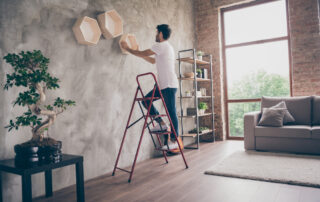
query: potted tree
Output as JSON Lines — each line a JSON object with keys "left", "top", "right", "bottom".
{"left": 3, "top": 50, "right": 75, "bottom": 165}
{"left": 198, "top": 102, "right": 208, "bottom": 115}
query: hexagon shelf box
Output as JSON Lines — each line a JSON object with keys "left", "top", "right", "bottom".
{"left": 119, "top": 34, "right": 139, "bottom": 54}
{"left": 72, "top": 16, "right": 101, "bottom": 45}
{"left": 97, "top": 10, "right": 123, "bottom": 39}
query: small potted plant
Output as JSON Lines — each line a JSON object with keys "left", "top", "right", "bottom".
{"left": 188, "top": 126, "right": 209, "bottom": 134}
{"left": 198, "top": 102, "right": 208, "bottom": 115}
{"left": 185, "top": 90, "right": 192, "bottom": 97}
{"left": 3, "top": 50, "right": 75, "bottom": 165}
{"left": 196, "top": 68, "right": 202, "bottom": 78}
{"left": 196, "top": 51, "right": 204, "bottom": 61}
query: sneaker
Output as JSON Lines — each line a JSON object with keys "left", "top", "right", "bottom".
{"left": 162, "top": 141, "right": 179, "bottom": 150}
{"left": 150, "top": 123, "right": 168, "bottom": 132}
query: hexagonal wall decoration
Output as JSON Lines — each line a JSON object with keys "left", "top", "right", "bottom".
{"left": 97, "top": 10, "right": 123, "bottom": 39}
{"left": 72, "top": 16, "right": 101, "bottom": 45}
{"left": 119, "top": 34, "right": 139, "bottom": 54}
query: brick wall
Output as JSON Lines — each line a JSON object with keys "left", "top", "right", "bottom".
{"left": 195, "top": 0, "right": 320, "bottom": 140}
{"left": 289, "top": 0, "right": 320, "bottom": 95}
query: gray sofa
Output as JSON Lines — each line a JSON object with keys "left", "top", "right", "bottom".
{"left": 244, "top": 96, "right": 320, "bottom": 154}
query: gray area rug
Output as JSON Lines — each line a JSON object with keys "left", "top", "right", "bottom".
{"left": 205, "top": 150, "right": 320, "bottom": 188}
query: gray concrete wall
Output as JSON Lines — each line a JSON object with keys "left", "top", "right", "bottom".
{"left": 0, "top": 0, "right": 195, "bottom": 201}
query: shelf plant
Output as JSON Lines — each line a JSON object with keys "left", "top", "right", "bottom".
{"left": 198, "top": 102, "right": 208, "bottom": 115}
{"left": 196, "top": 50, "right": 204, "bottom": 61}
{"left": 198, "top": 102, "right": 208, "bottom": 110}
{"left": 185, "top": 90, "right": 192, "bottom": 97}
{"left": 3, "top": 50, "right": 75, "bottom": 161}
{"left": 196, "top": 68, "right": 202, "bottom": 78}
{"left": 188, "top": 126, "right": 209, "bottom": 134}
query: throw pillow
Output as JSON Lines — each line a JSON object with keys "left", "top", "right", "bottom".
{"left": 270, "top": 101, "right": 295, "bottom": 124}
{"left": 258, "top": 108, "right": 286, "bottom": 127}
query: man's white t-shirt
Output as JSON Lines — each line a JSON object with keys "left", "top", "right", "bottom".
{"left": 151, "top": 41, "right": 178, "bottom": 90}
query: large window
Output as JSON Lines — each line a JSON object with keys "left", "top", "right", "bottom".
{"left": 221, "top": 0, "right": 292, "bottom": 138}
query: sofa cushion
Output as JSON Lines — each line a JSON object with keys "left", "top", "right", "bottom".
{"left": 312, "top": 96, "right": 320, "bottom": 125}
{"left": 261, "top": 96, "right": 312, "bottom": 125}
{"left": 258, "top": 108, "right": 286, "bottom": 127}
{"left": 270, "top": 101, "right": 295, "bottom": 124}
{"left": 255, "top": 125, "right": 312, "bottom": 139}
{"left": 311, "top": 126, "right": 320, "bottom": 139}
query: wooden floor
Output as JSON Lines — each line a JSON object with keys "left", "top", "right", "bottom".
{"left": 34, "top": 140, "right": 320, "bottom": 202}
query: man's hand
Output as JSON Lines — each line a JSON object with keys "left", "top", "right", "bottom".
{"left": 120, "top": 41, "right": 155, "bottom": 58}
{"left": 120, "top": 41, "right": 130, "bottom": 50}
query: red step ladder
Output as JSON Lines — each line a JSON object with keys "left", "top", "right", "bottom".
{"left": 112, "top": 72, "right": 188, "bottom": 182}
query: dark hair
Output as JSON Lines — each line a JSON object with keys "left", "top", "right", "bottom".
{"left": 156, "top": 24, "right": 171, "bottom": 40}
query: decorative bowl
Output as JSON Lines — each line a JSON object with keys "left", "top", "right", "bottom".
{"left": 184, "top": 72, "right": 194, "bottom": 78}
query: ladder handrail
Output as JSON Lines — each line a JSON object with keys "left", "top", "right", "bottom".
{"left": 136, "top": 72, "right": 160, "bottom": 94}
{"left": 136, "top": 72, "right": 160, "bottom": 116}
{"left": 136, "top": 72, "right": 157, "bottom": 82}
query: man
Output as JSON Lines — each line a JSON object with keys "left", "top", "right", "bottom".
{"left": 120, "top": 24, "right": 179, "bottom": 150}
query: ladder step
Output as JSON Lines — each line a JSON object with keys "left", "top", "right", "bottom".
{"left": 155, "top": 146, "right": 169, "bottom": 151}
{"left": 150, "top": 131, "right": 171, "bottom": 135}
{"left": 150, "top": 114, "right": 167, "bottom": 118}
{"left": 136, "top": 97, "right": 160, "bottom": 101}
{"left": 116, "top": 167, "right": 131, "bottom": 173}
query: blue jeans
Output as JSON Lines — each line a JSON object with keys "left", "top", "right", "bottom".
{"left": 142, "top": 87, "right": 179, "bottom": 141}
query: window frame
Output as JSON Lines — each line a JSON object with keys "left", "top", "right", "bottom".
{"left": 220, "top": 0, "right": 293, "bottom": 140}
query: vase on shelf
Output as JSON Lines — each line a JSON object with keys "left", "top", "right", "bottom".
{"left": 199, "top": 109, "right": 205, "bottom": 115}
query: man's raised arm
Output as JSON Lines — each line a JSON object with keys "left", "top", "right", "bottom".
{"left": 120, "top": 41, "right": 155, "bottom": 64}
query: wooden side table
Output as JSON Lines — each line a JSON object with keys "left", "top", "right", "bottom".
{"left": 0, "top": 154, "right": 85, "bottom": 202}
